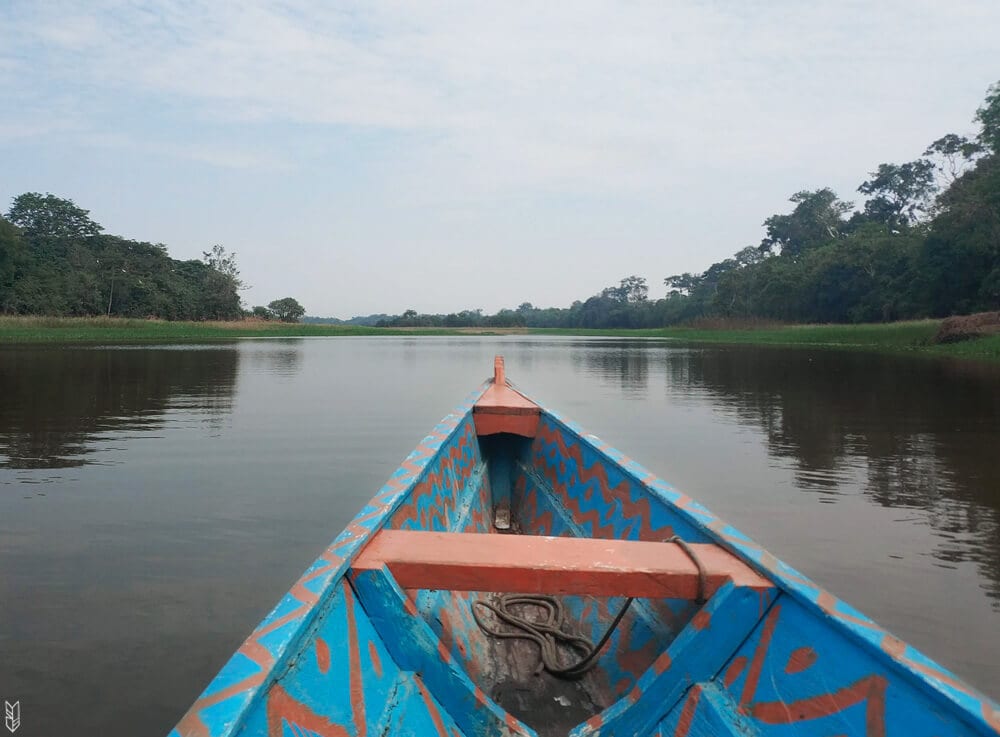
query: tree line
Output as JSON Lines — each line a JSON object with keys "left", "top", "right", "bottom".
{"left": 380, "top": 81, "right": 1000, "bottom": 330}
{"left": 4, "top": 82, "right": 996, "bottom": 329}
{"left": 0, "top": 193, "right": 304, "bottom": 321}
{"left": 661, "top": 81, "right": 998, "bottom": 325}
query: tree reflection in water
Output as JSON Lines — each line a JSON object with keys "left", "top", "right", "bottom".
{"left": 0, "top": 346, "right": 240, "bottom": 469}
{"left": 662, "top": 347, "right": 1000, "bottom": 606}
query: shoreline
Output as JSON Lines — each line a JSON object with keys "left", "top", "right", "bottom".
{"left": 2, "top": 316, "right": 999, "bottom": 363}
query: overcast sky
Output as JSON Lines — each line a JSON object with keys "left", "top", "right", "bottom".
{"left": 2, "top": 2, "right": 998, "bottom": 317}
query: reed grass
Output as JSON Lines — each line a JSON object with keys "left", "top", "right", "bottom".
{"left": 529, "top": 320, "right": 1000, "bottom": 362}
{"left": 2, "top": 316, "right": 998, "bottom": 363}
{"left": 0, "top": 316, "right": 506, "bottom": 343}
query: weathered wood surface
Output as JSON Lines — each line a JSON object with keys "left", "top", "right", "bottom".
{"left": 352, "top": 530, "right": 774, "bottom": 599}
{"left": 473, "top": 355, "right": 540, "bottom": 437}
{"left": 170, "top": 358, "right": 1000, "bottom": 737}
{"left": 572, "top": 582, "right": 778, "bottom": 737}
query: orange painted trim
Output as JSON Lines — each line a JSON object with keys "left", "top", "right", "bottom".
{"left": 352, "top": 531, "right": 773, "bottom": 599}
{"left": 493, "top": 355, "right": 506, "bottom": 387}
{"left": 473, "top": 355, "right": 540, "bottom": 437}
{"left": 473, "top": 413, "right": 540, "bottom": 438}
{"left": 474, "top": 384, "right": 538, "bottom": 411}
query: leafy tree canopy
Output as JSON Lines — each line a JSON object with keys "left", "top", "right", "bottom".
{"left": 252, "top": 305, "right": 273, "bottom": 320}
{"left": 7, "top": 192, "right": 103, "bottom": 239}
{"left": 924, "top": 134, "right": 982, "bottom": 183}
{"left": 760, "top": 189, "right": 853, "bottom": 258}
{"left": 602, "top": 275, "right": 649, "bottom": 303}
{"left": 858, "top": 160, "right": 936, "bottom": 228}
{"left": 1, "top": 193, "right": 250, "bottom": 320}
{"left": 268, "top": 297, "right": 305, "bottom": 322}
{"left": 200, "top": 245, "right": 243, "bottom": 320}
{"left": 976, "top": 81, "right": 1000, "bottom": 154}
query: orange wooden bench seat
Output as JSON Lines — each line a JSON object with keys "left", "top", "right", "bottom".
{"left": 352, "top": 531, "right": 773, "bottom": 599}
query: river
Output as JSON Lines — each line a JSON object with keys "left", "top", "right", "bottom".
{"left": 1, "top": 336, "right": 998, "bottom": 736}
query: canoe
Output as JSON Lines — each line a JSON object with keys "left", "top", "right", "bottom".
{"left": 171, "top": 356, "right": 1000, "bottom": 737}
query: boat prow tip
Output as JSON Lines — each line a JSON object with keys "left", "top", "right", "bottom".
{"left": 476, "top": 355, "right": 539, "bottom": 438}
{"left": 493, "top": 354, "right": 506, "bottom": 386}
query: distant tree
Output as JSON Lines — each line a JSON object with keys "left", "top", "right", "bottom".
{"left": 0, "top": 193, "right": 264, "bottom": 320}
{"left": 485, "top": 309, "right": 526, "bottom": 327}
{"left": 600, "top": 276, "right": 649, "bottom": 304}
{"left": 268, "top": 297, "right": 305, "bottom": 322}
{"left": 619, "top": 275, "right": 649, "bottom": 302}
{"left": 858, "top": 160, "right": 937, "bottom": 228}
{"left": 923, "top": 134, "right": 982, "bottom": 184}
{"left": 908, "top": 81, "right": 1000, "bottom": 315}
{"left": 916, "top": 154, "right": 1000, "bottom": 315}
{"left": 252, "top": 305, "right": 274, "bottom": 320}
{"left": 760, "top": 189, "right": 853, "bottom": 258}
{"left": 202, "top": 245, "right": 243, "bottom": 289}
{"left": 7, "top": 193, "right": 103, "bottom": 239}
{"left": 664, "top": 272, "right": 700, "bottom": 296}
{"left": 0, "top": 217, "right": 27, "bottom": 312}
{"left": 600, "top": 285, "right": 624, "bottom": 302}
{"left": 201, "top": 245, "right": 243, "bottom": 320}
{"left": 975, "top": 80, "right": 1000, "bottom": 154}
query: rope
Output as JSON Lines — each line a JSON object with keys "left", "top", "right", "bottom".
{"left": 472, "top": 593, "right": 633, "bottom": 678}
{"left": 666, "top": 535, "right": 708, "bottom": 605}
{"left": 471, "top": 537, "right": 708, "bottom": 678}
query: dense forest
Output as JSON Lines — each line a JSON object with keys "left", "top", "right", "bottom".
{"left": 380, "top": 82, "right": 1000, "bottom": 330}
{"left": 0, "top": 193, "right": 246, "bottom": 320}
{"left": 0, "top": 194, "right": 304, "bottom": 321}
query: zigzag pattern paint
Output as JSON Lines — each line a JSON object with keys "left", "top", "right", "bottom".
{"left": 169, "top": 371, "right": 1000, "bottom": 737}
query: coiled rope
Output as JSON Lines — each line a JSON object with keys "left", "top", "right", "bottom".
{"left": 471, "top": 536, "right": 707, "bottom": 679}
{"left": 472, "top": 593, "right": 630, "bottom": 678}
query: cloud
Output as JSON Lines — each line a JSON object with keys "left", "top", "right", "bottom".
{"left": 6, "top": 1, "right": 998, "bottom": 186}
{"left": 80, "top": 130, "right": 294, "bottom": 171}
{"left": 1, "top": 1, "right": 998, "bottom": 313}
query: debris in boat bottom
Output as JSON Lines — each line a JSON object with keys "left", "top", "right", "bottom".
{"left": 494, "top": 500, "right": 511, "bottom": 530}
{"left": 491, "top": 676, "right": 600, "bottom": 737}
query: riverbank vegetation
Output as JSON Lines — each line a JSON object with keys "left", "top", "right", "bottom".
{"left": 377, "top": 82, "right": 999, "bottom": 331}
{"left": 2, "top": 315, "right": 999, "bottom": 363}
{"left": 2, "top": 83, "right": 998, "bottom": 355}
{"left": 0, "top": 194, "right": 305, "bottom": 323}
{"left": 535, "top": 320, "right": 1000, "bottom": 361}
{"left": 0, "top": 316, "right": 482, "bottom": 342}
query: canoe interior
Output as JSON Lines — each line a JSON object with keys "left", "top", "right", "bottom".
{"left": 171, "top": 376, "right": 1000, "bottom": 737}
{"left": 384, "top": 431, "right": 701, "bottom": 735}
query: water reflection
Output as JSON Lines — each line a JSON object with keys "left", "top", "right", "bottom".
{"left": 572, "top": 341, "right": 651, "bottom": 395}
{"left": 1, "top": 337, "right": 999, "bottom": 737}
{"left": 0, "top": 346, "right": 240, "bottom": 469}
{"left": 244, "top": 340, "right": 303, "bottom": 378}
{"left": 663, "top": 347, "right": 1000, "bottom": 604}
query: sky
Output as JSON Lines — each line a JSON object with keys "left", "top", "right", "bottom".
{"left": 1, "top": 2, "right": 998, "bottom": 317}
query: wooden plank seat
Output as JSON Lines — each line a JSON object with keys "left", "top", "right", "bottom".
{"left": 352, "top": 530, "right": 774, "bottom": 599}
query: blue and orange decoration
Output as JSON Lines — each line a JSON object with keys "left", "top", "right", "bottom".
{"left": 170, "top": 357, "right": 1000, "bottom": 737}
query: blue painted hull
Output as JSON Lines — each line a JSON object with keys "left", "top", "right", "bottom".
{"left": 171, "top": 373, "right": 1000, "bottom": 737}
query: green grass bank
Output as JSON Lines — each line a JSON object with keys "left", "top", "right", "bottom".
{"left": 0, "top": 316, "right": 512, "bottom": 343}
{"left": 532, "top": 320, "right": 1000, "bottom": 362}
{"left": 2, "top": 316, "right": 999, "bottom": 363}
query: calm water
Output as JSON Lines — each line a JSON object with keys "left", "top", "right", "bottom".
{"left": 1, "top": 337, "right": 999, "bottom": 735}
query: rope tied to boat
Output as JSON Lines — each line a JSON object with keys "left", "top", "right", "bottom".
{"left": 472, "top": 593, "right": 632, "bottom": 678}
{"left": 667, "top": 535, "right": 708, "bottom": 605}
{"left": 471, "top": 536, "right": 707, "bottom": 678}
